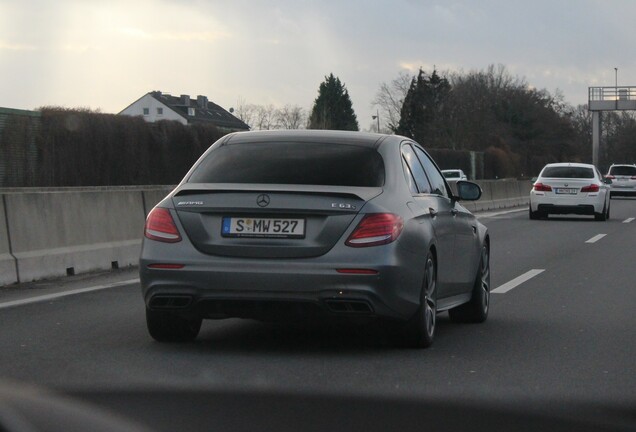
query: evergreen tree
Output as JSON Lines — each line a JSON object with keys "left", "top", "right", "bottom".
{"left": 308, "top": 73, "right": 359, "bottom": 130}
{"left": 396, "top": 68, "right": 450, "bottom": 143}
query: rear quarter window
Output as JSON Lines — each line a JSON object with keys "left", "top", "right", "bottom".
{"left": 541, "top": 166, "right": 594, "bottom": 179}
{"left": 188, "top": 142, "right": 385, "bottom": 187}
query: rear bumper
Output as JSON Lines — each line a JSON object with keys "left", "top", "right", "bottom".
{"left": 530, "top": 192, "right": 605, "bottom": 214}
{"left": 537, "top": 204, "right": 595, "bottom": 215}
{"left": 140, "top": 256, "right": 423, "bottom": 322}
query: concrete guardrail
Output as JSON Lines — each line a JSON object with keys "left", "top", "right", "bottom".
{"left": 0, "top": 181, "right": 530, "bottom": 286}
{"left": 462, "top": 180, "right": 532, "bottom": 213}
{"left": 0, "top": 186, "right": 171, "bottom": 286}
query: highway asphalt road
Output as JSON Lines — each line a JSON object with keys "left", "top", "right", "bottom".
{"left": 1, "top": 199, "right": 635, "bottom": 429}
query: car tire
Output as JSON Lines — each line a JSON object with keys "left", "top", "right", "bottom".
{"left": 529, "top": 206, "right": 540, "bottom": 220}
{"left": 401, "top": 252, "right": 437, "bottom": 348}
{"left": 146, "top": 308, "right": 202, "bottom": 342}
{"left": 594, "top": 202, "right": 607, "bottom": 221}
{"left": 449, "top": 242, "right": 490, "bottom": 323}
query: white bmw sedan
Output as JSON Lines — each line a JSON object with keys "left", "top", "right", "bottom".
{"left": 529, "top": 162, "right": 611, "bottom": 221}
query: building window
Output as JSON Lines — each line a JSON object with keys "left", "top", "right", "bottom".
{"left": 143, "top": 108, "right": 149, "bottom": 115}
{"left": 157, "top": 107, "right": 163, "bottom": 115}
{"left": 188, "top": 107, "right": 195, "bottom": 116}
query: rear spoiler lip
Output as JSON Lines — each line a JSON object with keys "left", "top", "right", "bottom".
{"left": 173, "top": 183, "right": 384, "bottom": 202}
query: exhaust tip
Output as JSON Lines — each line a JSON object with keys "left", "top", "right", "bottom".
{"left": 325, "top": 299, "right": 373, "bottom": 314}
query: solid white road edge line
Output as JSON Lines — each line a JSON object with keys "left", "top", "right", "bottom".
{"left": 0, "top": 278, "right": 140, "bottom": 310}
{"left": 491, "top": 269, "right": 545, "bottom": 294}
{"left": 622, "top": 218, "right": 635, "bottom": 224}
{"left": 585, "top": 234, "right": 607, "bottom": 244}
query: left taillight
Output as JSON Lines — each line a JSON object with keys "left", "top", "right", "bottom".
{"left": 345, "top": 213, "right": 404, "bottom": 248}
{"left": 144, "top": 208, "right": 181, "bottom": 243}
{"left": 533, "top": 183, "right": 552, "bottom": 192}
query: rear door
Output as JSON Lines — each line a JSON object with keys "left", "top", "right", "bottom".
{"left": 401, "top": 144, "right": 457, "bottom": 297}
{"left": 412, "top": 145, "right": 478, "bottom": 293}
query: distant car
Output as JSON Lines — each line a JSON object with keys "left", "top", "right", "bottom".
{"left": 529, "top": 162, "right": 611, "bottom": 221}
{"left": 605, "top": 164, "right": 636, "bottom": 197}
{"left": 441, "top": 169, "right": 468, "bottom": 181}
{"left": 140, "top": 130, "right": 490, "bottom": 348}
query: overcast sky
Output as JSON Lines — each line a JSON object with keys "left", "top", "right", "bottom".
{"left": 1, "top": 0, "right": 635, "bottom": 130}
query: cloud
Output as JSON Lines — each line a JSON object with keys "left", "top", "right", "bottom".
{"left": 0, "top": 40, "right": 37, "bottom": 51}
{"left": 58, "top": 44, "right": 93, "bottom": 53}
{"left": 398, "top": 62, "right": 460, "bottom": 74}
{"left": 117, "top": 28, "right": 231, "bottom": 43}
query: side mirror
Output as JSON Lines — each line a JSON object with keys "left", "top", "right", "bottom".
{"left": 455, "top": 181, "right": 482, "bottom": 201}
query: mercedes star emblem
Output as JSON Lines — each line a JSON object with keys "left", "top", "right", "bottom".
{"left": 257, "top": 194, "right": 270, "bottom": 207}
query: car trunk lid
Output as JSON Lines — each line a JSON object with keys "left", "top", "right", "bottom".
{"left": 540, "top": 178, "right": 599, "bottom": 197}
{"left": 172, "top": 184, "right": 382, "bottom": 258}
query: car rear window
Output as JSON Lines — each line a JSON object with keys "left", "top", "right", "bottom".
{"left": 541, "top": 166, "right": 594, "bottom": 179}
{"left": 187, "top": 142, "right": 385, "bottom": 187}
{"left": 443, "top": 171, "right": 460, "bottom": 178}
{"left": 609, "top": 165, "right": 636, "bottom": 176}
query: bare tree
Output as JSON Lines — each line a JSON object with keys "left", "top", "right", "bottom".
{"left": 253, "top": 104, "right": 278, "bottom": 130}
{"left": 276, "top": 105, "right": 306, "bottom": 129}
{"left": 372, "top": 71, "right": 412, "bottom": 132}
{"left": 234, "top": 97, "right": 257, "bottom": 129}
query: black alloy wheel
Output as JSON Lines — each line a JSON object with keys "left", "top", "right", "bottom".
{"left": 402, "top": 252, "right": 437, "bottom": 348}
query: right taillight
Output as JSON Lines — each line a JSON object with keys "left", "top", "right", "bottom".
{"left": 345, "top": 213, "right": 404, "bottom": 248}
{"left": 533, "top": 183, "right": 552, "bottom": 192}
{"left": 581, "top": 184, "right": 600, "bottom": 193}
{"left": 144, "top": 208, "right": 182, "bottom": 243}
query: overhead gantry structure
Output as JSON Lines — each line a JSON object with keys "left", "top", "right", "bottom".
{"left": 588, "top": 86, "right": 636, "bottom": 166}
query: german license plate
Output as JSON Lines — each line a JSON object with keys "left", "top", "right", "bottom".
{"left": 221, "top": 217, "right": 305, "bottom": 238}
{"left": 555, "top": 188, "right": 577, "bottom": 194}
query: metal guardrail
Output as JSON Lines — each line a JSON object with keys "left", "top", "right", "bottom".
{"left": 589, "top": 86, "right": 636, "bottom": 101}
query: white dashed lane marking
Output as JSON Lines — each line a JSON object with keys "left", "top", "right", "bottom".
{"left": 622, "top": 218, "right": 634, "bottom": 223}
{"left": 585, "top": 234, "right": 607, "bottom": 244}
{"left": 492, "top": 269, "right": 545, "bottom": 294}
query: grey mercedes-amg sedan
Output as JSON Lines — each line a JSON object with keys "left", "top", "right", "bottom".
{"left": 140, "top": 130, "right": 490, "bottom": 348}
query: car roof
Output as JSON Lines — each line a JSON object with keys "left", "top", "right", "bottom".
{"left": 609, "top": 163, "right": 636, "bottom": 167}
{"left": 542, "top": 162, "right": 595, "bottom": 169}
{"left": 221, "top": 130, "right": 393, "bottom": 149}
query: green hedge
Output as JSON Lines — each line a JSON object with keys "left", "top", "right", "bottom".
{"left": 10, "top": 108, "right": 226, "bottom": 187}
